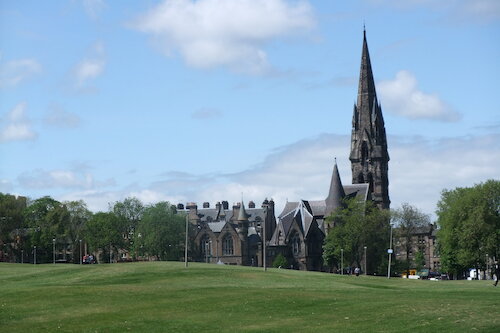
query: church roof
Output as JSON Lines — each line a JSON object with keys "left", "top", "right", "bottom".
{"left": 325, "top": 161, "right": 346, "bottom": 216}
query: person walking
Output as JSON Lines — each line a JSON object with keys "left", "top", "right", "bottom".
{"left": 494, "top": 263, "right": 499, "bottom": 287}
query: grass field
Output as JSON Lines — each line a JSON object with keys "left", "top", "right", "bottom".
{"left": 0, "top": 262, "right": 499, "bottom": 332}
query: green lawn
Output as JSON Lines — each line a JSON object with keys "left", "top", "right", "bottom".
{"left": 0, "top": 262, "right": 498, "bottom": 332}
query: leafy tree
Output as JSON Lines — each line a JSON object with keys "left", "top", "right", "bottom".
{"left": 391, "top": 203, "right": 430, "bottom": 277}
{"left": 111, "top": 197, "right": 144, "bottom": 256}
{"left": 272, "top": 253, "right": 288, "bottom": 268}
{"left": 64, "top": 200, "right": 92, "bottom": 262}
{"left": 0, "top": 193, "right": 27, "bottom": 262}
{"left": 323, "top": 199, "right": 390, "bottom": 274}
{"left": 437, "top": 180, "right": 499, "bottom": 278}
{"left": 84, "top": 212, "right": 123, "bottom": 263}
{"left": 135, "top": 202, "right": 184, "bottom": 261}
{"left": 414, "top": 250, "right": 426, "bottom": 272}
{"left": 23, "top": 196, "right": 69, "bottom": 263}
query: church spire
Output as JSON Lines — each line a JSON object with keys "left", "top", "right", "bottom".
{"left": 350, "top": 29, "right": 390, "bottom": 209}
{"left": 325, "top": 159, "right": 346, "bottom": 216}
{"left": 357, "top": 29, "right": 377, "bottom": 117}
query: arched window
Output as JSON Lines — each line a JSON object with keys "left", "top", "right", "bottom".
{"left": 200, "top": 235, "right": 211, "bottom": 257}
{"left": 361, "top": 141, "right": 369, "bottom": 165}
{"left": 222, "top": 235, "right": 233, "bottom": 255}
{"left": 291, "top": 232, "right": 301, "bottom": 256}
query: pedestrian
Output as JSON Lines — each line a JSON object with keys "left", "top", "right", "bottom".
{"left": 354, "top": 267, "right": 360, "bottom": 277}
{"left": 494, "top": 263, "right": 499, "bottom": 287}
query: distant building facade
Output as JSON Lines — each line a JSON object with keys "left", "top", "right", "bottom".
{"left": 178, "top": 200, "right": 276, "bottom": 266}
{"left": 394, "top": 224, "right": 441, "bottom": 272}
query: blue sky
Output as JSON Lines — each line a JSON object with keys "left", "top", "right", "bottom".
{"left": 1, "top": 0, "right": 499, "bottom": 219}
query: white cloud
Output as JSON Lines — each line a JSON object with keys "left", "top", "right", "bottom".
{"left": 82, "top": 0, "right": 106, "bottom": 20}
{"left": 366, "top": 0, "right": 500, "bottom": 23}
{"left": 0, "top": 179, "right": 13, "bottom": 193}
{"left": 132, "top": 0, "right": 315, "bottom": 74}
{"left": 191, "top": 108, "right": 223, "bottom": 119}
{"left": 34, "top": 132, "right": 499, "bottom": 218}
{"left": 378, "top": 70, "right": 461, "bottom": 122}
{"left": 73, "top": 42, "right": 106, "bottom": 87}
{"left": 18, "top": 168, "right": 115, "bottom": 190}
{"left": 0, "top": 102, "right": 37, "bottom": 143}
{"left": 43, "top": 104, "right": 81, "bottom": 128}
{"left": 458, "top": 0, "right": 500, "bottom": 22}
{"left": 0, "top": 58, "right": 42, "bottom": 88}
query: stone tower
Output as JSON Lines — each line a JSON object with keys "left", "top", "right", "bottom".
{"left": 349, "top": 30, "right": 390, "bottom": 209}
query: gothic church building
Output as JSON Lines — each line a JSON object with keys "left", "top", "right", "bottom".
{"left": 179, "top": 30, "right": 390, "bottom": 270}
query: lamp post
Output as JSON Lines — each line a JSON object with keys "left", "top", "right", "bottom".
{"left": 486, "top": 254, "right": 489, "bottom": 280}
{"left": 387, "top": 224, "right": 393, "bottom": 279}
{"left": 79, "top": 239, "right": 82, "bottom": 265}
{"left": 33, "top": 246, "right": 36, "bottom": 265}
{"left": 364, "top": 246, "right": 367, "bottom": 275}
{"left": 21, "top": 249, "right": 24, "bottom": 264}
{"left": 263, "top": 210, "right": 267, "bottom": 272}
{"left": 53, "top": 238, "right": 56, "bottom": 265}
{"left": 341, "top": 248, "right": 344, "bottom": 275}
{"left": 184, "top": 214, "right": 189, "bottom": 268}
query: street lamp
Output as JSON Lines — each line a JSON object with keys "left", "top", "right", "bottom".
{"left": 53, "top": 238, "right": 56, "bottom": 265}
{"left": 184, "top": 214, "right": 189, "bottom": 268}
{"left": 33, "top": 246, "right": 37, "bottom": 265}
{"left": 387, "top": 224, "right": 393, "bottom": 279}
{"left": 486, "top": 254, "right": 489, "bottom": 280}
{"left": 79, "top": 239, "right": 82, "bottom": 265}
{"left": 364, "top": 246, "right": 367, "bottom": 275}
{"left": 341, "top": 248, "right": 344, "bottom": 275}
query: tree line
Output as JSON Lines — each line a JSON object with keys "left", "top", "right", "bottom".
{"left": 1, "top": 179, "right": 498, "bottom": 276}
{"left": 0, "top": 195, "right": 186, "bottom": 264}
{"left": 322, "top": 179, "right": 499, "bottom": 278}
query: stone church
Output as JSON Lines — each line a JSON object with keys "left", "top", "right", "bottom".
{"left": 179, "top": 30, "right": 390, "bottom": 270}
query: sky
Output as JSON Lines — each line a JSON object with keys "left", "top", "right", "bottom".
{"left": 1, "top": 0, "right": 499, "bottom": 220}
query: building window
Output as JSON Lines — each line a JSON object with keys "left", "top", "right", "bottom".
{"left": 291, "top": 233, "right": 301, "bottom": 256}
{"left": 222, "top": 235, "right": 233, "bottom": 255}
{"left": 201, "top": 235, "right": 211, "bottom": 257}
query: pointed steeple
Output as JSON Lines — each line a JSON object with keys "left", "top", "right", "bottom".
{"left": 350, "top": 29, "right": 390, "bottom": 209}
{"left": 237, "top": 201, "right": 248, "bottom": 221}
{"left": 325, "top": 159, "right": 345, "bottom": 216}
{"left": 357, "top": 29, "right": 378, "bottom": 123}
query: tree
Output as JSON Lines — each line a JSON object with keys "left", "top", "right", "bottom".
{"left": 272, "top": 253, "right": 288, "bottom": 268}
{"left": 323, "top": 199, "right": 390, "bottom": 274}
{"left": 391, "top": 203, "right": 430, "bottom": 276}
{"left": 84, "top": 212, "right": 123, "bottom": 263}
{"left": 135, "top": 202, "right": 184, "bottom": 261}
{"left": 0, "top": 193, "right": 27, "bottom": 262}
{"left": 437, "top": 180, "right": 500, "bottom": 278}
{"left": 23, "top": 196, "right": 70, "bottom": 263}
{"left": 64, "top": 200, "right": 92, "bottom": 262}
{"left": 111, "top": 197, "right": 144, "bottom": 255}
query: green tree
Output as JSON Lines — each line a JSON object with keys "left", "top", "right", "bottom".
{"left": 391, "top": 203, "right": 430, "bottom": 277}
{"left": 437, "top": 180, "right": 499, "bottom": 278}
{"left": 272, "top": 253, "right": 288, "bottom": 268}
{"left": 323, "top": 199, "right": 390, "bottom": 274}
{"left": 84, "top": 212, "right": 123, "bottom": 263}
{"left": 64, "top": 200, "right": 92, "bottom": 262}
{"left": 0, "top": 193, "right": 27, "bottom": 262}
{"left": 111, "top": 197, "right": 144, "bottom": 256}
{"left": 135, "top": 202, "right": 184, "bottom": 261}
{"left": 23, "top": 196, "right": 70, "bottom": 263}
{"left": 414, "top": 250, "right": 426, "bottom": 272}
